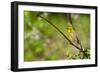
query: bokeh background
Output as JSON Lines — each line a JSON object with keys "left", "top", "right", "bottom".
{"left": 24, "top": 11, "right": 90, "bottom": 62}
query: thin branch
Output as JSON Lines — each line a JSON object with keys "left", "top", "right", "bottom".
{"left": 38, "top": 15, "right": 81, "bottom": 51}
{"left": 66, "top": 13, "right": 72, "bottom": 24}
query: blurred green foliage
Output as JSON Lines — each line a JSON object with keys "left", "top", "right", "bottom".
{"left": 24, "top": 11, "right": 90, "bottom": 61}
